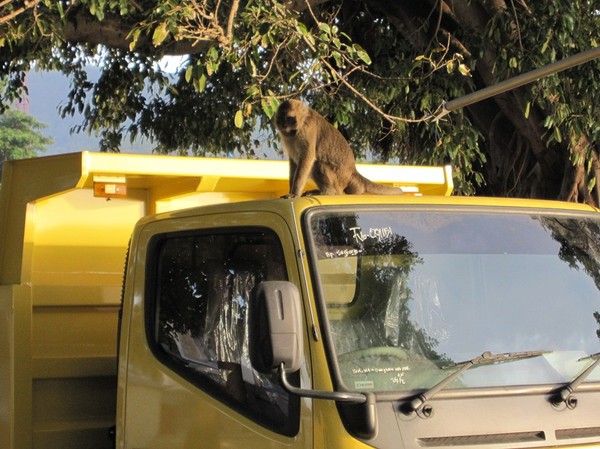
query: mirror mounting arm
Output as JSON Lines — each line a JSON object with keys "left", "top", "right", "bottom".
{"left": 279, "top": 363, "right": 367, "bottom": 403}
{"left": 280, "top": 364, "right": 378, "bottom": 439}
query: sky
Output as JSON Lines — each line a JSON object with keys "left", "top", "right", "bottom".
{"left": 23, "top": 64, "right": 279, "bottom": 159}
{"left": 24, "top": 69, "right": 150, "bottom": 156}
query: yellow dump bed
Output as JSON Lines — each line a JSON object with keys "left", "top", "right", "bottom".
{"left": 0, "top": 151, "right": 452, "bottom": 449}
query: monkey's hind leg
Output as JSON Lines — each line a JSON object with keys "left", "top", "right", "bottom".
{"left": 312, "top": 162, "right": 345, "bottom": 195}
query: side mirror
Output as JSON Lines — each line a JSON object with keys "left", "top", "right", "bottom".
{"left": 249, "top": 281, "right": 304, "bottom": 373}
{"left": 250, "top": 285, "right": 371, "bottom": 432}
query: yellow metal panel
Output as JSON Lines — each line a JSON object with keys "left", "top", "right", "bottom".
{"left": 154, "top": 191, "right": 283, "bottom": 214}
{"left": 24, "top": 190, "right": 140, "bottom": 449}
{"left": 29, "top": 189, "right": 142, "bottom": 289}
{"left": 32, "top": 306, "right": 118, "bottom": 361}
{"left": 2, "top": 151, "right": 451, "bottom": 286}
{"left": 32, "top": 377, "right": 116, "bottom": 449}
{"left": 118, "top": 210, "right": 313, "bottom": 449}
{"left": 0, "top": 151, "right": 454, "bottom": 449}
{"left": 0, "top": 285, "right": 34, "bottom": 449}
{"left": 287, "top": 191, "right": 600, "bottom": 212}
{"left": 0, "top": 153, "right": 84, "bottom": 285}
{"left": 0, "top": 286, "right": 13, "bottom": 449}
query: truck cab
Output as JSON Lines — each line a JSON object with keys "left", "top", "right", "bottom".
{"left": 121, "top": 194, "right": 600, "bottom": 449}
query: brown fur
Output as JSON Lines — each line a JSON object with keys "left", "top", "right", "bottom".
{"left": 274, "top": 99, "right": 404, "bottom": 197}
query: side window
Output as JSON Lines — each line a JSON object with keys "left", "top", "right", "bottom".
{"left": 148, "top": 227, "right": 299, "bottom": 435}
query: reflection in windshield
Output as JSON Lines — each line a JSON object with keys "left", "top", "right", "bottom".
{"left": 307, "top": 209, "right": 600, "bottom": 393}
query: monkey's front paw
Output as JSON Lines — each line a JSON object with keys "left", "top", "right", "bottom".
{"left": 281, "top": 193, "right": 298, "bottom": 199}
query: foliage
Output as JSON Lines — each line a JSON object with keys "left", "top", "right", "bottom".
{"left": 0, "top": 0, "right": 598, "bottom": 200}
{"left": 0, "top": 107, "right": 52, "bottom": 178}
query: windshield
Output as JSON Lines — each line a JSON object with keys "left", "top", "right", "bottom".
{"left": 306, "top": 207, "right": 600, "bottom": 393}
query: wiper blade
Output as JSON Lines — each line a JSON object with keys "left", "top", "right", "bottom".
{"left": 405, "top": 350, "right": 548, "bottom": 415}
{"left": 552, "top": 352, "right": 600, "bottom": 406}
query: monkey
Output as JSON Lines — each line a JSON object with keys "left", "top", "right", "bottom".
{"left": 274, "top": 99, "right": 404, "bottom": 197}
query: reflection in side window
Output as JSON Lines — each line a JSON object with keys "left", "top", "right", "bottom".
{"left": 149, "top": 228, "right": 299, "bottom": 435}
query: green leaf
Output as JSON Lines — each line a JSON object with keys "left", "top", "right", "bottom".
{"left": 152, "top": 22, "right": 169, "bottom": 47}
{"left": 588, "top": 176, "right": 596, "bottom": 192}
{"left": 246, "top": 86, "right": 260, "bottom": 97}
{"left": 198, "top": 73, "right": 206, "bottom": 92}
{"left": 184, "top": 66, "right": 193, "bottom": 83}
{"left": 354, "top": 44, "right": 371, "bottom": 65}
{"left": 128, "top": 29, "right": 141, "bottom": 51}
{"left": 56, "top": 1, "right": 65, "bottom": 19}
{"left": 553, "top": 127, "right": 562, "bottom": 143}
{"left": 207, "top": 46, "right": 219, "bottom": 61}
{"left": 261, "top": 98, "right": 279, "bottom": 119}
{"left": 261, "top": 33, "right": 269, "bottom": 48}
{"left": 458, "top": 63, "right": 470, "bottom": 76}
{"left": 289, "top": 70, "right": 301, "bottom": 82}
{"left": 297, "top": 22, "right": 309, "bottom": 35}
{"left": 332, "top": 51, "right": 344, "bottom": 68}
{"left": 319, "top": 23, "right": 331, "bottom": 35}
{"left": 196, "top": 74, "right": 207, "bottom": 92}
{"left": 524, "top": 101, "right": 531, "bottom": 119}
{"left": 234, "top": 110, "right": 244, "bottom": 128}
{"left": 249, "top": 58, "right": 257, "bottom": 77}
{"left": 541, "top": 30, "right": 554, "bottom": 54}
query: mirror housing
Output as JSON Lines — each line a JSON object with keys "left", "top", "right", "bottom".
{"left": 250, "top": 281, "right": 304, "bottom": 373}
{"left": 251, "top": 284, "right": 372, "bottom": 433}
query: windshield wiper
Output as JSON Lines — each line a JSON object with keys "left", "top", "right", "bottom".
{"left": 404, "top": 350, "right": 548, "bottom": 416}
{"left": 551, "top": 352, "right": 600, "bottom": 407}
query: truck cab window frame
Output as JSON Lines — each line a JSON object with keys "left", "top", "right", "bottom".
{"left": 145, "top": 226, "right": 300, "bottom": 436}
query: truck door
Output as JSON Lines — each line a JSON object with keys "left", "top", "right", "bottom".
{"left": 118, "top": 212, "right": 311, "bottom": 449}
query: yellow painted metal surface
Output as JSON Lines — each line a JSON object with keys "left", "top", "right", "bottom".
{"left": 258, "top": 194, "right": 600, "bottom": 449}
{"left": 0, "top": 151, "right": 452, "bottom": 449}
{"left": 4, "top": 150, "right": 600, "bottom": 449}
{"left": 7, "top": 150, "right": 598, "bottom": 449}
{"left": 119, "top": 210, "right": 313, "bottom": 449}
{"left": 286, "top": 190, "right": 600, "bottom": 211}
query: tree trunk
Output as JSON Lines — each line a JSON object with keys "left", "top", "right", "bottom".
{"left": 367, "top": 0, "right": 596, "bottom": 204}
{"left": 559, "top": 134, "right": 599, "bottom": 207}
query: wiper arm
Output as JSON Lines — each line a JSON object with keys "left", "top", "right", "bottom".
{"left": 405, "top": 350, "right": 548, "bottom": 415}
{"left": 551, "top": 352, "right": 600, "bottom": 407}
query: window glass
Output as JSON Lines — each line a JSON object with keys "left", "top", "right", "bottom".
{"left": 149, "top": 228, "right": 298, "bottom": 435}
{"left": 307, "top": 209, "right": 600, "bottom": 393}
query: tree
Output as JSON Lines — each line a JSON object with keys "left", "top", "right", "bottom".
{"left": 0, "top": 107, "right": 52, "bottom": 178}
{"left": 0, "top": 1, "right": 598, "bottom": 201}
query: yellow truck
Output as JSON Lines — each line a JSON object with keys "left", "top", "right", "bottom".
{"left": 1, "top": 151, "right": 600, "bottom": 449}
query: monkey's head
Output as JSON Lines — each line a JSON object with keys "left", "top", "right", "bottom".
{"left": 274, "top": 99, "right": 306, "bottom": 138}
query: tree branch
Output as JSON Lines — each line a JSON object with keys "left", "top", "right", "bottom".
{"left": 61, "top": 8, "right": 208, "bottom": 55}
{"left": 225, "top": 0, "right": 240, "bottom": 46}
{"left": 302, "top": 0, "right": 432, "bottom": 124}
{"left": 0, "top": 0, "right": 40, "bottom": 24}
{"left": 58, "top": 0, "right": 334, "bottom": 55}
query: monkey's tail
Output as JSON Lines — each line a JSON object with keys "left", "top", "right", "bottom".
{"left": 350, "top": 173, "right": 404, "bottom": 195}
